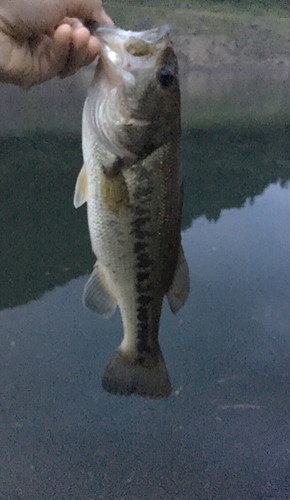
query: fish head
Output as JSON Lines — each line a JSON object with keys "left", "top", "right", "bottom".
{"left": 86, "top": 25, "right": 180, "bottom": 158}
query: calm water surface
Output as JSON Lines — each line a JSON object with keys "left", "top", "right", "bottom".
{"left": 1, "top": 127, "right": 290, "bottom": 499}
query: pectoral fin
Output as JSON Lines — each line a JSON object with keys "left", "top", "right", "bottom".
{"left": 83, "top": 264, "right": 117, "bottom": 318}
{"left": 167, "top": 245, "right": 190, "bottom": 314}
{"left": 73, "top": 164, "right": 88, "bottom": 208}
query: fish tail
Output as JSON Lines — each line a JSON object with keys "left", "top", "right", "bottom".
{"left": 102, "top": 345, "right": 171, "bottom": 399}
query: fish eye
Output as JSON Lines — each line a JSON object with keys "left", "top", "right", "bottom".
{"left": 157, "top": 67, "right": 174, "bottom": 88}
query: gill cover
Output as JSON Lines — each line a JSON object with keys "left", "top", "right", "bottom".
{"left": 83, "top": 24, "right": 179, "bottom": 159}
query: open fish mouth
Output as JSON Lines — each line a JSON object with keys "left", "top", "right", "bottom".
{"left": 94, "top": 24, "right": 171, "bottom": 85}
{"left": 96, "top": 24, "right": 170, "bottom": 50}
{"left": 86, "top": 24, "right": 177, "bottom": 158}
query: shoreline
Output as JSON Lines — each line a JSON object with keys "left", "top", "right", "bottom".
{"left": 2, "top": 4, "right": 290, "bottom": 134}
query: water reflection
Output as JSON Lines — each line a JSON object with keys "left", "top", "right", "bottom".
{"left": 0, "top": 135, "right": 94, "bottom": 310}
{"left": 182, "top": 125, "right": 290, "bottom": 226}
{"left": 1, "top": 176, "right": 290, "bottom": 498}
{"left": 2, "top": 126, "right": 290, "bottom": 309}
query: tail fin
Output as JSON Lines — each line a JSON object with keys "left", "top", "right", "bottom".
{"left": 102, "top": 346, "right": 171, "bottom": 399}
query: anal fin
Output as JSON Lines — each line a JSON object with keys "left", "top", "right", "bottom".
{"left": 83, "top": 263, "right": 117, "bottom": 318}
{"left": 167, "top": 244, "right": 190, "bottom": 314}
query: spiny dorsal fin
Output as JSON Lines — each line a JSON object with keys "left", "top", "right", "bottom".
{"left": 83, "top": 264, "right": 117, "bottom": 318}
{"left": 73, "top": 164, "right": 88, "bottom": 208}
{"left": 167, "top": 244, "right": 190, "bottom": 314}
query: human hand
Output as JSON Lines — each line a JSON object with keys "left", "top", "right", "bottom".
{"left": 0, "top": 0, "right": 113, "bottom": 89}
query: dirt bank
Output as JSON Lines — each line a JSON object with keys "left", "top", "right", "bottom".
{"left": 2, "top": 4, "right": 290, "bottom": 134}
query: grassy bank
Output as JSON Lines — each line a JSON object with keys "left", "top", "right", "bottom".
{"left": 105, "top": 0, "right": 290, "bottom": 31}
{"left": 105, "top": 0, "right": 290, "bottom": 52}
{"left": 102, "top": 0, "right": 290, "bottom": 129}
{"left": 2, "top": 0, "right": 290, "bottom": 135}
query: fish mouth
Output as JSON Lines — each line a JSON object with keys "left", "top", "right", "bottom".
{"left": 94, "top": 25, "right": 171, "bottom": 86}
{"left": 96, "top": 24, "right": 170, "bottom": 50}
{"left": 86, "top": 25, "right": 174, "bottom": 158}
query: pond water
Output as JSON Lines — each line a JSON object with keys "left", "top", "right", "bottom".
{"left": 1, "top": 125, "right": 290, "bottom": 499}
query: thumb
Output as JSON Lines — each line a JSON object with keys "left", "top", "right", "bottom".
{"left": 64, "top": 0, "right": 114, "bottom": 26}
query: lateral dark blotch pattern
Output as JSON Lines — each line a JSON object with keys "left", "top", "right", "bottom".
{"left": 137, "top": 253, "right": 153, "bottom": 269}
{"left": 137, "top": 271, "right": 150, "bottom": 282}
{"left": 136, "top": 281, "right": 152, "bottom": 294}
{"left": 131, "top": 168, "right": 156, "bottom": 354}
{"left": 134, "top": 216, "right": 151, "bottom": 226}
{"left": 136, "top": 319, "right": 150, "bottom": 353}
{"left": 131, "top": 227, "right": 152, "bottom": 239}
{"left": 133, "top": 205, "right": 151, "bottom": 217}
{"left": 137, "top": 294, "right": 153, "bottom": 306}
{"left": 137, "top": 306, "right": 149, "bottom": 323}
{"left": 137, "top": 321, "right": 148, "bottom": 337}
{"left": 135, "top": 186, "right": 153, "bottom": 199}
{"left": 134, "top": 241, "right": 149, "bottom": 253}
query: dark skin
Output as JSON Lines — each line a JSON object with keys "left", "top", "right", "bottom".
{"left": 0, "top": 0, "right": 113, "bottom": 89}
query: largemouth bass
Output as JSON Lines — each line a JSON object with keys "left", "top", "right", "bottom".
{"left": 74, "top": 25, "right": 189, "bottom": 399}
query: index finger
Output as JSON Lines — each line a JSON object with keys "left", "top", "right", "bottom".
{"left": 96, "top": 7, "right": 114, "bottom": 26}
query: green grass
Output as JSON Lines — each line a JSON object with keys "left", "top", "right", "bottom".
{"left": 104, "top": 0, "right": 290, "bottom": 40}
{"left": 105, "top": 0, "right": 290, "bottom": 21}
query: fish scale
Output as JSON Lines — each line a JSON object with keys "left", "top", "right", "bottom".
{"left": 74, "top": 25, "right": 189, "bottom": 399}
